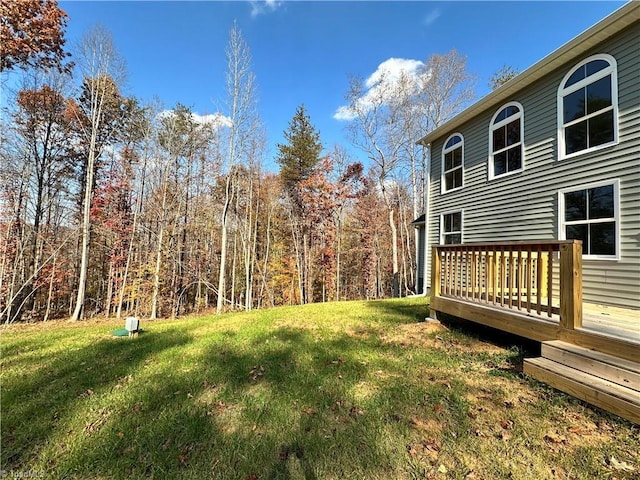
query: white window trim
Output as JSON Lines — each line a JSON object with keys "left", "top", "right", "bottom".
{"left": 557, "top": 54, "right": 618, "bottom": 161}
{"left": 488, "top": 101, "right": 525, "bottom": 180}
{"left": 558, "top": 178, "right": 620, "bottom": 261}
{"left": 441, "top": 133, "right": 464, "bottom": 194}
{"left": 439, "top": 210, "right": 463, "bottom": 245}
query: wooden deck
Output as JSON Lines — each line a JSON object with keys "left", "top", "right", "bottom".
{"left": 582, "top": 303, "right": 640, "bottom": 343}
{"left": 429, "top": 241, "right": 639, "bottom": 423}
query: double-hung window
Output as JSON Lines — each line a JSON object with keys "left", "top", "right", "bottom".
{"left": 559, "top": 179, "right": 619, "bottom": 259}
{"left": 442, "top": 134, "right": 463, "bottom": 193}
{"left": 489, "top": 102, "right": 524, "bottom": 179}
{"left": 558, "top": 54, "right": 617, "bottom": 158}
{"left": 441, "top": 211, "right": 462, "bottom": 245}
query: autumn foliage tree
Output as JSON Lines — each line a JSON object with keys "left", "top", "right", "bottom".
{"left": 0, "top": 0, "right": 71, "bottom": 72}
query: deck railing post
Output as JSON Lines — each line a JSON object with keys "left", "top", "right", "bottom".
{"left": 431, "top": 246, "right": 441, "bottom": 299}
{"left": 560, "top": 240, "right": 583, "bottom": 330}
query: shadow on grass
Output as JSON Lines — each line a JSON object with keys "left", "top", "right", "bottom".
{"left": 2, "top": 319, "right": 435, "bottom": 479}
{"left": 2, "top": 330, "right": 194, "bottom": 473}
{"left": 362, "top": 297, "right": 431, "bottom": 324}
{"left": 435, "top": 312, "right": 541, "bottom": 358}
{"left": 5, "top": 302, "right": 630, "bottom": 480}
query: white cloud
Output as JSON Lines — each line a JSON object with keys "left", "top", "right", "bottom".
{"left": 334, "top": 58, "right": 426, "bottom": 121}
{"left": 250, "top": 0, "right": 283, "bottom": 18}
{"left": 423, "top": 8, "right": 441, "bottom": 26}
{"left": 158, "top": 110, "right": 233, "bottom": 129}
{"left": 193, "top": 112, "right": 233, "bottom": 129}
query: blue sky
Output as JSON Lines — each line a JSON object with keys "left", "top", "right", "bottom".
{"left": 57, "top": 0, "right": 626, "bottom": 171}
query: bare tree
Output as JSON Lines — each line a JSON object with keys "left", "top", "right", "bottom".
{"left": 70, "top": 25, "right": 126, "bottom": 321}
{"left": 489, "top": 65, "right": 519, "bottom": 90}
{"left": 340, "top": 50, "right": 475, "bottom": 297}
{"left": 216, "top": 23, "right": 260, "bottom": 314}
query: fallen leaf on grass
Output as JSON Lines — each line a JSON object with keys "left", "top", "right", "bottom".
{"left": 249, "top": 365, "right": 265, "bottom": 381}
{"left": 609, "top": 456, "right": 635, "bottom": 472}
{"left": 302, "top": 407, "right": 316, "bottom": 416}
{"left": 568, "top": 425, "right": 592, "bottom": 435}
{"left": 349, "top": 406, "right": 364, "bottom": 418}
{"left": 499, "top": 420, "right": 514, "bottom": 430}
{"left": 438, "top": 464, "right": 448, "bottom": 473}
{"left": 544, "top": 432, "right": 567, "bottom": 444}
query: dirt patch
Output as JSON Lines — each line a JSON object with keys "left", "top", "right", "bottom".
{"left": 380, "top": 321, "right": 447, "bottom": 348}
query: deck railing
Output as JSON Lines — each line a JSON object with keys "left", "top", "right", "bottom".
{"left": 431, "top": 240, "right": 583, "bottom": 330}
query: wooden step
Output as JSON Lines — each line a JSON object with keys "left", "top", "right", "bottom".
{"left": 524, "top": 357, "right": 640, "bottom": 424}
{"left": 542, "top": 340, "right": 640, "bottom": 390}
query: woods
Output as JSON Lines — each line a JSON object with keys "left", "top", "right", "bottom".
{"left": 0, "top": 2, "right": 475, "bottom": 322}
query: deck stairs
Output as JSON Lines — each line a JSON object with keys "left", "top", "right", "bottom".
{"left": 524, "top": 340, "right": 640, "bottom": 424}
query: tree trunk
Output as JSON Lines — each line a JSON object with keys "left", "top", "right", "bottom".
{"left": 70, "top": 138, "right": 98, "bottom": 321}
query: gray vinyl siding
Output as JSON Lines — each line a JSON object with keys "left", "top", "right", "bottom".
{"left": 425, "top": 21, "right": 640, "bottom": 309}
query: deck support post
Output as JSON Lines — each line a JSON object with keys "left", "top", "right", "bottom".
{"left": 430, "top": 246, "right": 441, "bottom": 320}
{"left": 560, "top": 240, "right": 583, "bottom": 330}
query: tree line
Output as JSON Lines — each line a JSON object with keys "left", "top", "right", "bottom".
{"left": 0, "top": 1, "right": 476, "bottom": 322}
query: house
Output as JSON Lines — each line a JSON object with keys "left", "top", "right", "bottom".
{"left": 414, "top": 2, "right": 639, "bottom": 423}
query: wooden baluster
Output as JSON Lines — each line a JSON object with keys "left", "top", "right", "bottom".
{"left": 448, "top": 249, "right": 453, "bottom": 296}
{"left": 526, "top": 247, "right": 532, "bottom": 313}
{"left": 547, "top": 245, "right": 553, "bottom": 317}
{"left": 536, "top": 245, "right": 542, "bottom": 315}
{"left": 517, "top": 249, "right": 522, "bottom": 310}
{"left": 508, "top": 248, "right": 514, "bottom": 309}
{"left": 471, "top": 248, "right": 476, "bottom": 300}
{"left": 499, "top": 246, "right": 505, "bottom": 306}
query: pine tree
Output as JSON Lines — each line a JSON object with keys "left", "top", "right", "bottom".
{"left": 275, "top": 105, "right": 322, "bottom": 303}
{"left": 276, "top": 105, "right": 322, "bottom": 213}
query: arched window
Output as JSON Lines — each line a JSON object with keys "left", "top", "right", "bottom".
{"left": 489, "top": 102, "right": 524, "bottom": 179}
{"left": 441, "top": 133, "right": 463, "bottom": 193}
{"left": 558, "top": 54, "right": 617, "bottom": 158}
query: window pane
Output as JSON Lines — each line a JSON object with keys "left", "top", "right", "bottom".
{"left": 507, "top": 147, "right": 522, "bottom": 172}
{"left": 566, "top": 224, "right": 589, "bottom": 254}
{"left": 565, "top": 190, "right": 587, "bottom": 221}
{"left": 451, "top": 212, "right": 461, "bottom": 231}
{"left": 444, "top": 214, "right": 452, "bottom": 232}
{"left": 586, "top": 59, "right": 609, "bottom": 76}
{"left": 506, "top": 118, "right": 520, "bottom": 146}
{"left": 591, "top": 222, "right": 615, "bottom": 255}
{"left": 452, "top": 147, "right": 462, "bottom": 167}
{"left": 506, "top": 105, "right": 520, "bottom": 118}
{"left": 493, "top": 126, "right": 506, "bottom": 151}
{"left": 565, "top": 121, "right": 587, "bottom": 154}
{"left": 494, "top": 152, "right": 507, "bottom": 176}
{"left": 453, "top": 169, "right": 462, "bottom": 189}
{"left": 445, "top": 172, "right": 454, "bottom": 191}
{"left": 586, "top": 75, "right": 612, "bottom": 113}
{"left": 564, "top": 89, "right": 585, "bottom": 123}
{"left": 565, "top": 66, "right": 586, "bottom": 88}
{"left": 445, "top": 135, "right": 461, "bottom": 149}
{"left": 495, "top": 108, "right": 507, "bottom": 123}
{"left": 445, "top": 233, "right": 461, "bottom": 245}
{"left": 589, "top": 110, "right": 614, "bottom": 147}
{"left": 589, "top": 184, "right": 614, "bottom": 219}
{"left": 445, "top": 151, "right": 454, "bottom": 171}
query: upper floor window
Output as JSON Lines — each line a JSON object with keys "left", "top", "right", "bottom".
{"left": 489, "top": 102, "right": 524, "bottom": 179}
{"left": 442, "top": 134, "right": 463, "bottom": 193}
{"left": 559, "top": 179, "right": 619, "bottom": 260}
{"left": 558, "top": 54, "right": 618, "bottom": 159}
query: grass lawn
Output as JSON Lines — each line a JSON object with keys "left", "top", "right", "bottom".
{"left": 1, "top": 298, "right": 638, "bottom": 479}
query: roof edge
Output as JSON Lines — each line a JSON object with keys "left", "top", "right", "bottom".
{"left": 417, "top": 1, "right": 640, "bottom": 146}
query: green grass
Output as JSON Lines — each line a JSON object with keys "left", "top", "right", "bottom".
{"left": 2, "top": 298, "right": 638, "bottom": 479}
